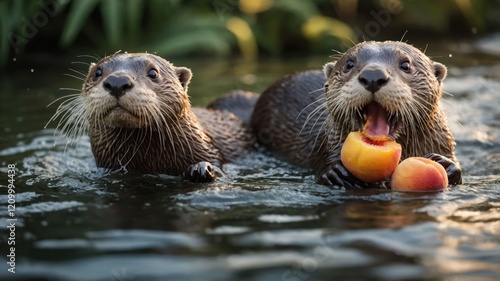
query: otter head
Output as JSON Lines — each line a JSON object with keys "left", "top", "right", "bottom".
{"left": 82, "top": 53, "right": 192, "bottom": 129}
{"left": 323, "top": 41, "right": 447, "bottom": 145}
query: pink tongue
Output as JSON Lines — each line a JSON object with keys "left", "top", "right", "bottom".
{"left": 364, "top": 102, "right": 390, "bottom": 137}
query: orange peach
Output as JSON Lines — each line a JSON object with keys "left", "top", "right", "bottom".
{"left": 390, "top": 157, "right": 448, "bottom": 191}
{"left": 341, "top": 132, "right": 402, "bottom": 183}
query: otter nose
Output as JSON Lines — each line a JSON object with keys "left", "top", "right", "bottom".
{"left": 103, "top": 75, "right": 134, "bottom": 98}
{"left": 358, "top": 69, "right": 389, "bottom": 93}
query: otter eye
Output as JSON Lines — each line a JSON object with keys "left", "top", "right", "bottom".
{"left": 95, "top": 68, "right": 102, "bottom": 78}
{"left": 400, "top": 61, "right": 411, "bottom": 71}
{"left": 345, "top": 60, "right": 355, "bottom": 71}
{"left": 148, "top": 69, "right": 158, "bottom": 79}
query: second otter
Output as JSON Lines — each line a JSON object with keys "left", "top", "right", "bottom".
{"left": 251, "top": 41, "right": 462, "bottom": 187}
{"left": 51, "top": 53, "right": 256, "bottom": 182}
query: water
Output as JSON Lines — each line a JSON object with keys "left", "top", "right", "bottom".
{"left": 0, "top": 41, "right": 499, "bottom": 281}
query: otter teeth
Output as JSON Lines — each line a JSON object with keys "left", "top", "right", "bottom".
{"left": 387, "top": 113, "right": 397, "bottom": 133}
{"left": 357, "top": 109, "right": 365, "bottom": 121}
{"left": 357, "top": 109, "right": 366, "bottom": 128}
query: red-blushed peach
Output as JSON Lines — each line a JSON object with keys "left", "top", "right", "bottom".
{"left": 341, "top": 131, "right": 402, "bottom": 183}
{"left": 390, "top": 157, "right": 448, "bottom": 191}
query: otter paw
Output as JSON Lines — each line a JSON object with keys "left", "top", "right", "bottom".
{"left": 425, "top": 153, "right": 463, "bottom": 185}
{"left": 317, "top": 162, "right": 374, "bottom": 188}
{"left": 183, "top": 162, "right": 218, "bottom": 183}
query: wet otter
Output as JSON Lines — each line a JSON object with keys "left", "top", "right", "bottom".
{"left": 50, "top": 53, "right": 257, "bottom": 182}
{"left": 251, "top": 41, "right": 462, "bottom": 187}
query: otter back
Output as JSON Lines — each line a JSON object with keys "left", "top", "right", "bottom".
{"left": 251, "top": 70, "right": 328, "bottom": 168}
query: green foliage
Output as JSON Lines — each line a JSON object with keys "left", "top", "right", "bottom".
{"left": 0, "top": 0, "right": 499, "bottom": 70}
{"left": 60, "top": 0, "right": 99, "bottom": 47}
{"left": 1, "top": 0, "right": 46, "bottom": 65}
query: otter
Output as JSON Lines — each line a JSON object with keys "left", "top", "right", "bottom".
{"left": 251, "top": 41, "right": 462, "bottom": 187}
{"left": 49, "top": 53, "right": 257, "bottom": 182}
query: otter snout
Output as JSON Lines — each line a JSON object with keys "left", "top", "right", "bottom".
{"left": 358, "top": 68, "right": 389, "bottom": 93}
{"left": 103, "top": 75, "right": 134, "bottom": 98}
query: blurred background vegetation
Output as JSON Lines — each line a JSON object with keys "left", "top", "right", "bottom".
{"left": 1, "top": 0, "right": 499, "bottom": 71}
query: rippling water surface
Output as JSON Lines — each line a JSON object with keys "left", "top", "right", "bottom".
{"left": 0, "top": 40, "right": 499, "bottom": 281}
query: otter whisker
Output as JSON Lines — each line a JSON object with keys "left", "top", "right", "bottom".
{"left": 134, "top": 109, "right": 152, "bottom": 165}
{"left": 124, "top": 127, "right": 149, "bottom": 170}
{"left": 299, "top": 89, "right": 325, "bottom": 116}
{"left": 46, "top": 95, "right": 89, "bottom": 147}
{"left": 48, "top": 92, "right": 81, "bottom": 103}
{"left": 400, "top": 30, "right": 409, "bottom": 43}
{"left": 308, "top": 104, "right": 328, "bottom": 136}
{"left": 45, "top": 95, "right": 81, "bottom": 125}
{"left": 147, "top": 104, "right": 164, "bottom": 150}
{"left": 308, "top": 108, "right": 330, "bottom": 159}
{"left": 71, "top": 61, "right": 91, "bottom": 67}
{"left": 170, "top": 101, "right": 194, "bottom": 160}
{"left": 308, "top": 87, "right": 325, "bottom": 95}
{"left": 63, "top": 73, "right": 85, "bottom": 81}
{"left": 57, "top": 105, "right": 85, "bottom": 137}
{"left": 115, "top": 128, "right": 136, "bottom": 162}
{"left": 77, "top": 54, "right": 102, "bottom": 61}
{"left": 68, "top": 68, "right": 87, "bottom": 78}
{"left": 59, "top": 88, "right": 81, "bottom": 92}
{"left": 149, "top": 103, "right": 171, "bottom": 157}
{"left": 156, "top": 100, "right": 182, "bottom": 158}
{"left": 441, "top": 90, "right": 454, "bottom": 97}
{"left": 300, "top": 99, "right": 327, "bottom": 136}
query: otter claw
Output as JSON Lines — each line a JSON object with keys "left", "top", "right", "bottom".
{"left": 425, "top": 153, "right": 462, "bottom": 185}
{"left": 317, "top": 162, "right": 373, "bottom": 188}
{"left": 183, "top": 161, "right": 217, "bottom": 183}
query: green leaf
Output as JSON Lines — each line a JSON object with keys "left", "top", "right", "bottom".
{"left": 0, "top": 1, "right": 9, "bottom": 67}
{"left": 152, "top": 29, "right": 231, "bottom": 56}
{"left": 9, "top": 0, "right": 24, "bottom": 32}
{"left": 60, "top": 0, "right": 100, "bottom": 48}
{"left": 273, "top": 0, "right": 319, "bottom": 20}
{"left": 125, "top": 0, "right": 143, "bottom": 41}
{"left": 101, "top": 0, "right": 122, "bottom": 48}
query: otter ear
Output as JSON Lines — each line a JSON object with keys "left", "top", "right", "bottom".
{"left": 175, "top": 67, "right": 192, "bottom": 90}
{"left": 323, "top": 62, "right": 336, "bottom": 78}
{"left": 432, "top": 62, "right": 447, "bottom": 83}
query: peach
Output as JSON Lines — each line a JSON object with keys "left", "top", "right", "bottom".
{"left": 341, "top": 131, "right": 402, "bottom": 183}
{"left": 390, "top": 157, "right": 448, "bottom": 191}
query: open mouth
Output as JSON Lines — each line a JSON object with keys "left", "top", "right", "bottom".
{"left": 357, "top": 102, "right": 397, "bottom": 138}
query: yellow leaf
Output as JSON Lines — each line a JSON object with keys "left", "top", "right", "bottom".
{"left": 239, "top": 0, "right": 273, "bottom": 14}
{"left": 226, "top": 17, "right": 258, "bottom": 59}
{"left": 302, "top": 15, "right": 356, "bottom": 44}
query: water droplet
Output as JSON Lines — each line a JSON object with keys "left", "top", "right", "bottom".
{"left": 31, "top": 69, "right": 34, "bottom": 72}
{"left": 449, "top": 54, "right": 452, "bottom": 58}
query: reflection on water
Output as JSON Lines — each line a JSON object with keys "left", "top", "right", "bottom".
{"left": 0, "top": 41, "right": 499, "bottom": 280}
